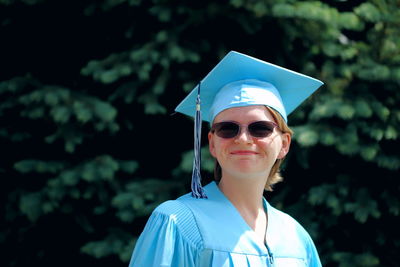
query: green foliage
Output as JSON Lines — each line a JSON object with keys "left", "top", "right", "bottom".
{"left": 81, "top": 231, "right": 135, "bottom": 262}
{"left": 13, "top": 156, "right": 140, "bottom": 222}
{"left": 0, "top": 77, "right": 119, "bottom": 152}
{"left": 308, "top": 179, "right": 381, "bottom": 223}
{"left": 332, "top": 252, "right": 380, "bottom": 267}
{"left": 0, "top": 0, "right": 44, "bottom": 5}
{"left": 1, "top": 0, "right": 399, "bottom": 266}
{"left": 173, "top": 147, "right": 215, "bottom": 176}
{"left": 112, "top": 179, "right": 181, "bottom": 222}
{"left": 14, "top": 160, "right": 65, "bottom": 174}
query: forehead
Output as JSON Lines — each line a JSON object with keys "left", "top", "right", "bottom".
{"left": 213, "top": 105, "right": 275, "bottom": 123}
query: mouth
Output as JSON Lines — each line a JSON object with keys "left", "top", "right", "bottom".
{"left": 230, "top": 150, "right": 258, "bottom": 155}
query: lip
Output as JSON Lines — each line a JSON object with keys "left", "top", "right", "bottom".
{"left": 230, "top": 150, "right": 258, "bottom": 155}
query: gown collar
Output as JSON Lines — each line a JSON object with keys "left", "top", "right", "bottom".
{"left": 200, "top": 181, "right": 272, "bottom": 254}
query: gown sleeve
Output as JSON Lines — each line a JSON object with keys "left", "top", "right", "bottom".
{"left": 305, "top": 230, "right": 322, "bottom": 267}
{"left": 128, "top": 200, "right": 202, "bottom": 267}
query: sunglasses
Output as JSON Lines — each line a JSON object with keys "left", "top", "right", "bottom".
{"left": 211, "top": 121, "right": 279, "bottom": 139}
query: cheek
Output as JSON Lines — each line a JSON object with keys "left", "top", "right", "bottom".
{"left": 210, "top": 139, "right": 230, "bottom": 158}
{"left": 256, "top": 139, "right": 281, "bottom": 157}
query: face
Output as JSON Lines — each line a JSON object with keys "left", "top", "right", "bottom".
{"left": 208, "top": 105, "right": 291, "bottom": 180}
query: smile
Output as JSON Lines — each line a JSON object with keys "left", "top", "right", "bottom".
{"left": 230, "top": 150, "right": 258, "bottom": 155}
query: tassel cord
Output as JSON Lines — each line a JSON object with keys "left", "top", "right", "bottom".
{"left": 191, "top": 82, "right": 207, "bottom": 198}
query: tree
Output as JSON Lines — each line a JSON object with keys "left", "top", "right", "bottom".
{"left": 1, "top": 0, "right": 399, "bottom": 266}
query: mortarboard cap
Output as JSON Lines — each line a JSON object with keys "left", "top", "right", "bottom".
{"left": 175, "top": 50, "right": 324, "bottom": 123}
{"left": 175, "top": 51, "right": 324, "bottom": 198}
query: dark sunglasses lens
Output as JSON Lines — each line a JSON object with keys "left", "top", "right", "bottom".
{"left": 215, "top": 122, "right": 239, "bottom": 138}
{"left": 248, "top": 121, "right": 275, "bottom": 137}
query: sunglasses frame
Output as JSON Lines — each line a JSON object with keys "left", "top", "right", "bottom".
{"left": 210, "top": 120, "right": 279, "bottom": 139}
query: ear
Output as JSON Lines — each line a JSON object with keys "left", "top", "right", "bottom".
{"left": 277, "top": 132, "right": 291, "bottom": 159}
{"left": 208, "top": 131, "right": 217, "bottom": 158}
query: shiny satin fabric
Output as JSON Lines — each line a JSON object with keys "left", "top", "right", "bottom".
{"left": 129, "top": 182, "right": 321, "bottom": 267}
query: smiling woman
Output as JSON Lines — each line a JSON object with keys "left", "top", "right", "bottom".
{"left": 208, "top": 106, "right": 290, "bottom": 182}
{"left": 211, "top": 105, "right": 294, "bottom": 191}
{"left": 128, "top": 51, "right": 324, "bottom": 267}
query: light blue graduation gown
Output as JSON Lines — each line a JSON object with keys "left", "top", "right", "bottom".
{"left": 129, "top": 182, "right": 321, "bottom": 267}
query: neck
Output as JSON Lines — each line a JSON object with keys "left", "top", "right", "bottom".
{"left": 218, "top": 172, "right": 266, "bottom": 216}
{"left": 218, "top": 173, "right": 268, "bottom": 237}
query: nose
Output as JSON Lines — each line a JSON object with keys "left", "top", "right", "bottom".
{"left": 234, "top": 126, "right": 253, "bottom": 144}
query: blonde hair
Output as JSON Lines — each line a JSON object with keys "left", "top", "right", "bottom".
{"left": 212, "top": 106, "right": 293, "bottom": 191}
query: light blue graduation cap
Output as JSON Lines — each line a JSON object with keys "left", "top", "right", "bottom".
{"left": 175, "top": 51, "right": 323, "bottom": 198}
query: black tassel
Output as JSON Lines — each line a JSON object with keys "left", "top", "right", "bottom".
{"left": 191, "top": 82, "right": 207, "bottom": 199}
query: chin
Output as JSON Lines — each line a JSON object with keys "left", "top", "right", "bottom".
{"left": 231, "top": 165, "right": 264, "bottom": 176}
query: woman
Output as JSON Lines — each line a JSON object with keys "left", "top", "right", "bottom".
{"left": 129, "top": 51, "right": 323, "bottom": 266}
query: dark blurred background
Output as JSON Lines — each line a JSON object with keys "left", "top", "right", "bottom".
{"left": 1, "top": 0, "right": 399, "bottom": 266}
